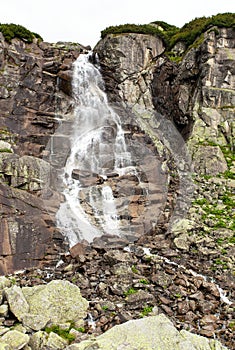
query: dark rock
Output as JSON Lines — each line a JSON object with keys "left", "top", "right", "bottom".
{"left": 125, "top": 290, "right": 155, "bottom": 309}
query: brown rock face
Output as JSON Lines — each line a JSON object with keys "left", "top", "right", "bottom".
{"left": 0, "top": 36, "right": 89, "bottom": 274}
{"left": 0, "top": 183, "right": 67, "bottom": 275}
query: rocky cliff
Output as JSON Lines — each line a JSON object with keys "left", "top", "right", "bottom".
{"left": 0, "top": 35, "right": 89, "bottom": 273}
{"left": 94, "top": 26, "right": 235, "bottom": 276}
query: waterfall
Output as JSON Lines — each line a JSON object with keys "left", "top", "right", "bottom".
{"left": 56, "top": 53, "right": 134, "bottom": 246}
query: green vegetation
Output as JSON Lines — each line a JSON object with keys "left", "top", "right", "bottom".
{"left": 131, "top": 265, "right": 139, "bottom": 274}
{"left": 101, "top": 23, "right": 166, "bottom": 43}
{"left": 228, "top": 321, "right": 235, "bottom": 331}
{"left": 166, "top": 13, "right": 235, "bottom": 50}
{"left": 102, "top": 305, "right": 109, "bottom": 311}
{"left": 139, "top": 278, "right": 149, "bottom": 285}
{"left": 0, "top": 23, "right": 43, "bottom": 43}
{"left": 100, "top": 13, "right": 235, "bottom": 60}
{"left": 124, "top": 287, "right": 137, "bottom": 296}
{"left": 45, "top": 325, "right": 75, "bottom": 342}
{"left": 77, "top": 327, "right": 86, "bottom": 333}
{"left": 140, "top": 305, "right": 153, "bottom": 317}
{"left": 0, "top": 148, "right": 12, "bottom": 153}
{"left": 213, "top": 258, "right": 228, "bottom": 270}
{"left": 174, "top": 293, "right": 182, "bottom": 299}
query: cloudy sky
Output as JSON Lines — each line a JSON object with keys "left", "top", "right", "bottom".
{"left": 2, "top": 0, "right": 235, "bottom": 47}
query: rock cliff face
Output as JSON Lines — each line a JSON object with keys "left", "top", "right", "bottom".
{"left": 95, "top": 28, "right": 234, "bottom": 159}
{"left": 0, "top": 35, "right": 88, "bottom": 273}
{"left": 0, "top": 26, "right": 234, "bottom": 283}
{"left": 94, "top": 27, "right": 235, "bottom": 257}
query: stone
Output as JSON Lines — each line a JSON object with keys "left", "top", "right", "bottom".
{"left": 0, "top": 330, "right": 29, "bottom": 349}
{"left": 0, "top": 153, "right": 51, "bottom": 191}
{"left": 192, "top": 146, "right": 228, "bottom": 176}
{"left": 45, "top": 332, "right": 69, "bottom": 349}
{"left": 0, "top": 278, "right": 11, "bottom": 290}
{"left": 22, "top": 280, "right": 88, "bottom": 326}
{"left": 174, "top": 234, "right": 191, "bottom": 250}
{"left": 22, "top": 314, "right": 50, "bottom": 331}
{"left": 0, "top": 328, "right": 8, "bottom": 337}
{"left": 69, "top": 314, "right": 228, "bottom": 350}
{"left": 69, "top": 242, "right": 89, "bottom": 259}
{"left": 0, "top": 141, "right": 12, "bottom": 153}
{"left": 28, "top": 331, "right": 48, "bottom": 350}
{"left": 0, "top": 344, "right": 10, "bottom": 350}
{"left": 95, "top": 33, "right": 164, "bottom": 108}
{"left": 0, "top": 306, "right": 8, "bottom": 318}
{"left": 170, "top": 218, "right": 196, "bottom": 236}
{"left": 125, "top": 290, "right": 155, "bottom": 309}
{"left": 104, "top": 250, "right": 134, "bottom": 265}
{"left": 0, "top": 182, "right": 67, "bottom": 275}
{"left": 4, "top": 286, "right": 29, "bottom": 321}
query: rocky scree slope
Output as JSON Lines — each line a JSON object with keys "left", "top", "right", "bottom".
{"left": 0, "top": 275, "right": 230, "bottom": 349}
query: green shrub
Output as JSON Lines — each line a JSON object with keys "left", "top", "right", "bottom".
{"left": 168, "top": 13, "right": 235, "bottom": 50}
{"left": 101, "top": 23, "right": 166, "bottom": 43}
{"left": 0, "top": 23, "right": 43, "bottom": 43}
{"left": 100, "top": 13, "right": 235, "bottom": 55}
{"left": 45, "top": 325, "right": 75, "bottom": 342}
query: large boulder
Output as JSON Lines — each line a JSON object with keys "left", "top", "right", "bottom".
{"left": 68, "top": 314, "right": 228, "bottom": 350}
{"left": 0, "top": 330, "right": 29, "bottom": 349}
{"left": 5, "top": 280, "right": 88, "bottom": 330}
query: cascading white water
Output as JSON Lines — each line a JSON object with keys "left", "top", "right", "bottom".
{"left": 56, "top": 53, "right": 134, "bottom": 246}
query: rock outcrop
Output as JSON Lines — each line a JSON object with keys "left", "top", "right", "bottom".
{"left": 94, "top": 27, "right": 235, "bottom": 273}
{"left": 95, "top": 27, "right": 235, "bottom": 173}
{"left": 0, "top": 35, "right": 90, "bottom": 273}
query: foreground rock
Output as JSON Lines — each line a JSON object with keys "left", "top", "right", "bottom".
{"left": 0, "top": 279, "right": 88, "bottom": 349}
{"left": 0, "top": 277, "right": 230, "bottom": 349}
{"left": 69, "top": 314, "right": 228, "bottom": 350}
{"left": 5, "top": 280, "right": 88, "bottom": 327}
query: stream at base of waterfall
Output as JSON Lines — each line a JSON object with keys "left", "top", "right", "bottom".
{"left": 56, "top": 53, "right": 168, "bottom": 246}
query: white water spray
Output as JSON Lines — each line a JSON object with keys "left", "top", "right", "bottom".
{"left": 56, "top": 53, "right": 133, "bottom": 245}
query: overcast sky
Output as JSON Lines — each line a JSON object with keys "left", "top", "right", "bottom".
{"left": 1, "top": 0, "right": 235, "bottom": 48}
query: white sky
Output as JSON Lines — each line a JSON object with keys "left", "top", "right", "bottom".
{"left": 1, "top": 0, "right": 235, "bottom": 48}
